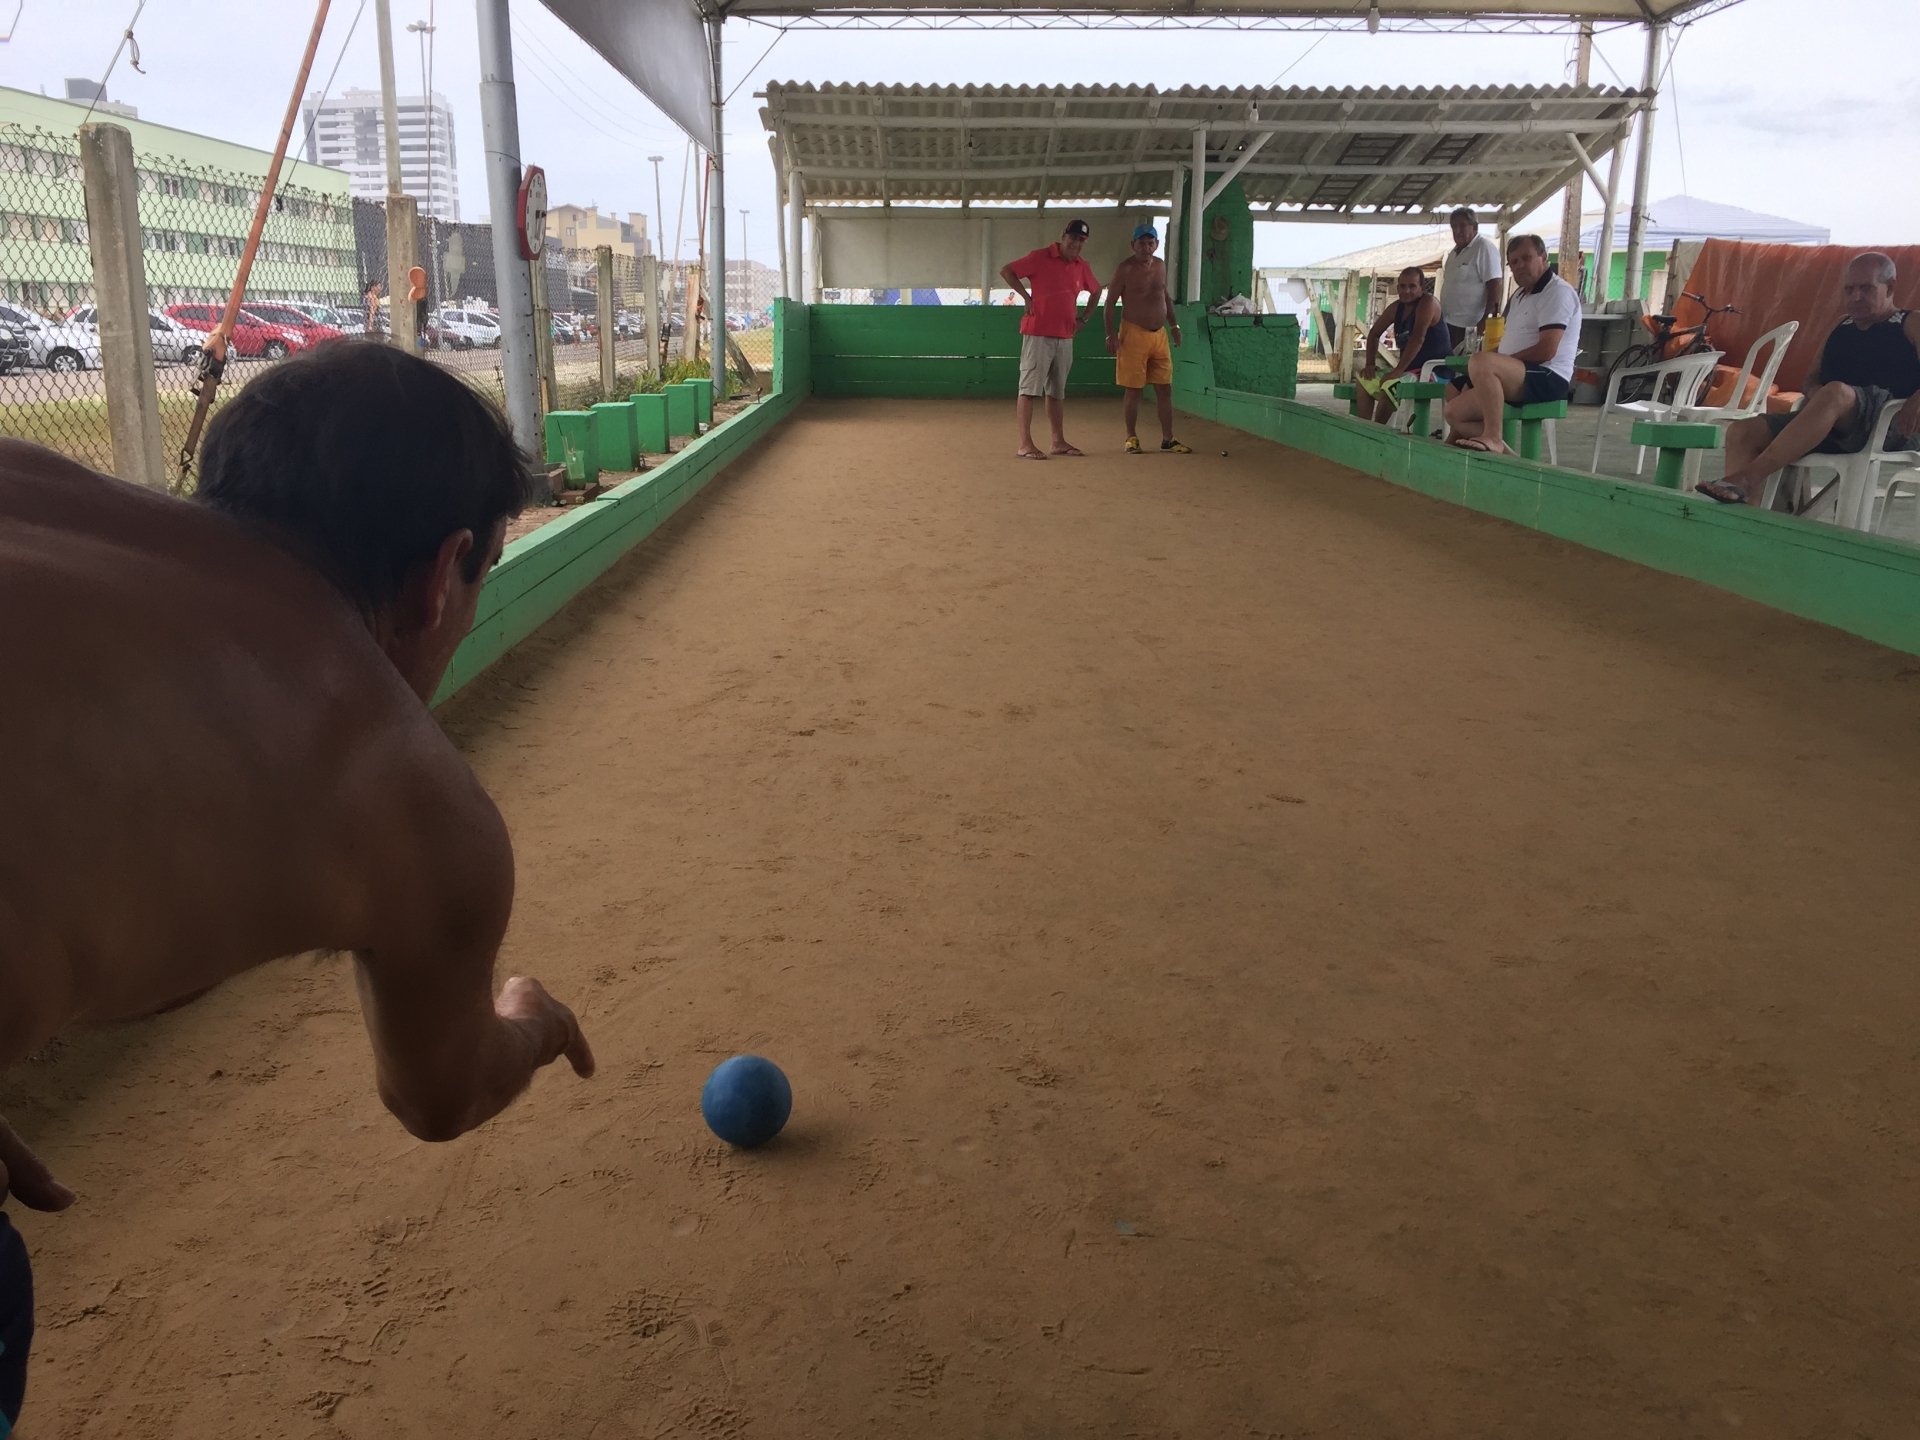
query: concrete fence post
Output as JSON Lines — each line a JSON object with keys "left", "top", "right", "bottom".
{"left": 386, "top": 192, "right": 419, "bottom": 353}
{"left": 78, "top": 123, "right": 167, "bottom": 490}
{"left": 596, "top": 244, "right": 616, "bottom": 398}
{"left": 642, "top": 255, "right": 661, "bottom": 379}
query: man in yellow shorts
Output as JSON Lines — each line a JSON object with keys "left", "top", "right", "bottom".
{"left": 1103, "top": 223, "right": 1191, "bottom": 455}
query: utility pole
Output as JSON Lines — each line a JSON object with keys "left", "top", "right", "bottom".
{"left": 1557, "top": 19, "right": 1593, "bottom": 291}
{"left": 374, "top": 0, "right": 415, "bottom": 351}
{"left": 648, "top": 154, "right": 666, "bottom": 261}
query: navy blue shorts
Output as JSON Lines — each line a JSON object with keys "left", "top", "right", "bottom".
{"left": 0, "top": 1212, "right": 30, "bottom": 1435}
{"left": 1449, "top": 363, "right": 1571, "bottom": 407}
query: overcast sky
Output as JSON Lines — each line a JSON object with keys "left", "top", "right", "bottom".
{"left": 4, "top": 0, "right": 1915, "bottom": 271}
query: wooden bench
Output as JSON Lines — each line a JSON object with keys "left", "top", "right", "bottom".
{"left": 1500, "top": 399, "right": 1568, "bottom": 463}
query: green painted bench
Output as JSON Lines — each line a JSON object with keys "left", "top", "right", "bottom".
{"left": 1500, "top": 399, "right": 1568, "bottom": 463}
{"left": 1332, "top": 381, "right": 1361, "bottom": 417}
{"left": 591, "top": 401, "right": 637, "bottom": 472}
{"left": 1630, "top": 419, "right": 1723, "bottom": 491}
{"left": 1398, "top": 379, "right": 1451, "bottom": 438}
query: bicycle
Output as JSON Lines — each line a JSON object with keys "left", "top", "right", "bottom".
{"left": 1604, "top": 292, "right": 1739, "bottom": 406}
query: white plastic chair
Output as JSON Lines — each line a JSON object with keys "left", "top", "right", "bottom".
{"left": 1587, "top": 349, "right": 1723, "bottom": 475}
{"left": 1761, "top": 403, "right": 1920, "bottom": 532}
{"left": 1673, "top": 321, "right": 1800, "bottom": 487}
{"left": 1873, "top": 463, "right": 1920, "bottom": 540}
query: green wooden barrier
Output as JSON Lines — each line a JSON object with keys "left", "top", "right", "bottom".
{"left": 664, "top": 382, "right": 697, "bottom": 438}
{"left": 545, "top": 410, "right": 597, "bottom": 483}
{"left": 629, "top": 391, "right": 669, "bottom": 453}
{"left": 691, "top": 380, "right": 713, "bottom": 427}
{"left": 591, "top": 401, "right": 637, "bottom": 471}
{"left": 808, "top": 304, "right": 1119, "bottom": 398}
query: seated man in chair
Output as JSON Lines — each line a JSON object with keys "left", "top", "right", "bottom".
{"left": 1696, "top": 252, "right": 1920, "bottom": 506}
{"left": 1441, "top": 234, "right": 1580, "bottom": 454}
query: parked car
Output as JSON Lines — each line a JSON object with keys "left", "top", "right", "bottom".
{"left": 239, "top": 302, "right": 346, "bottom": 349}
{"left": 162, "top": 303, "right": 304, "bottom": 360}
{"left": 63, "top": 305, "right": 204, "bottom": 366}
{"left": 550, "top": 316, "right": 578, "bottom": 344}
{"left": 0, "top": 323, "right": 28, "bottom": 375}
{"left": 0, "top": 301, "right": 104, "bottom": 372}
{"left": 437, "top": 308, "right": 503, "bottom": 349}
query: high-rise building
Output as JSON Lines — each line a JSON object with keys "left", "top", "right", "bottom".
{"left": 63, "top": 78, "right": 138, "bottom": 119}
{"left": 301, "top": 87, "right": 458, "bottom": 222}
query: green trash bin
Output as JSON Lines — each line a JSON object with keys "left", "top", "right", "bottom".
{"left": 664, "top": 382, "right": 697, "bottom": 439}
{"left": 545, "top": 410, "right": 598, "bottom": 484}
{"left": 591, "top": 401, "right": 637, "bottom": 471}
{"left": 629, "top": 392, "right": 669, "bottom": 454}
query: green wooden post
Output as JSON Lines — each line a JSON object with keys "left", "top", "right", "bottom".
{"left": 1332, "top": 382, "right": 1360, "bottom": 417}
{"left": 591, "top": 402, "right": 636, "bottom": 471}
{"left": 630, "top": 391, "right": 669, "bottom": 453}
{"left": 664, "top": 382, "right": 697, "bottom": 438}
{"left": 1630, "top": 420, "right": 1723, "bottom": 490}
{"left": 691, "top": 378, "right": 713, "bottom": 427}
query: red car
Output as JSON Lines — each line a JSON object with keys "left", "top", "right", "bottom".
{"left": 161, "top": 303, "right": 305, "bottom": 360}
{"left": 240, "top": 302, "right": 346, "bottom": 349}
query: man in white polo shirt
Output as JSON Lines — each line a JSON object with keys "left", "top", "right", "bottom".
{"left": 1442, "top": 234, "right": 1581, "bottom": 455}
{"left": 1439, "top": 207, "right": 1503, "bottom": 349}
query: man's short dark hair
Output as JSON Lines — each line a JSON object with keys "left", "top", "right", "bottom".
{"left": 1449, "top": 207, "right": 1477, "bottom": 224}
{"left": 1507, "top": 233, "right": 1548, "bottom": 257}
{"left": 196, "top": 342, "right": 534, "bottom": 613}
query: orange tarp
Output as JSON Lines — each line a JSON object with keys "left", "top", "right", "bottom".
{"left": 1674, "top": 240, "right": 1920, "bottom": 400}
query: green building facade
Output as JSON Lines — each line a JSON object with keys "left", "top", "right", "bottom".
{"left": 0, "top": 87, "right": 358, "bottom": 318}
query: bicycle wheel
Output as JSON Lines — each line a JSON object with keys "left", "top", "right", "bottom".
{"left": 1606, "top": 342, "right": 1661, "bottom": 406}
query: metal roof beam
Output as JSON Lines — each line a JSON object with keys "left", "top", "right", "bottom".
{"left": 772, "top": 115, "right": 1641, "bottom": 138}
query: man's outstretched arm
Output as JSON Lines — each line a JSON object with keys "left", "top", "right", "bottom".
{"left": 352, "top": 783, "right": 592, "bottom": 1143}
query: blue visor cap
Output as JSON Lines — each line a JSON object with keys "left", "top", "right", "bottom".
{"left": 1132, "top": 223, "right": 1159, "bottom": 243}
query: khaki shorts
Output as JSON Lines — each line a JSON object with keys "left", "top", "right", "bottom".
{"left": 1114, "top": 321, "right": 1173, "bottom": 389}
{"left": 1018, "top": 334, "right": 1075, "bottom": 398}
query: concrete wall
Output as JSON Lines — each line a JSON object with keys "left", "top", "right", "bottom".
{"left": 816, "top": 207, "right": 1160, "bottom": 292}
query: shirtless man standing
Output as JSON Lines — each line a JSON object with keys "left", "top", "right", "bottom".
{"left": 1103, "top": 223, "right": 1191, "bottom": 455}
{"left": 0, "top": 343, "right": 593, "bottom": 1432}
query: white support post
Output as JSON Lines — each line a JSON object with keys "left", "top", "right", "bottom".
{"left": 1200, "top": 130, "right": 1272, "bottom": 211}
{"left": 1592, "top": 122, "right": 1629, "bottom": 305}
{"left": 1186, "top": 129, "right": 1206, "bottom": 304}
{"left": 773, "top": 166, "right": 789, "bottom": 302}
{"left": 707, "top": 14, "right": 727, "bottom": 406}
{"left": 788, "top": 167, "right": 804, "bottom": 302}
{"left": 1623, "top": 20, "right": 1665, "bottom": 304}
{"left": 477, "top": 0, "right": 538, "bottom": 449}
{"left": 78, "top": 122, "right": 166, "bottom": 490}
{"left": 979, "top": 215, "right": 993, "bottom": 302}
{"left": 1166, "top": 161, "right": 1184, "bottom": 298}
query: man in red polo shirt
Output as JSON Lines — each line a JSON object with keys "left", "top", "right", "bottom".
{"left": 999, "top": 219, "right": 1103, "bottom": 459}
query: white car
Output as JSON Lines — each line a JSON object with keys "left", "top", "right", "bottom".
{"left": 437, "top": 308, "right": 503, "bottom": 348}
{"left": 63, "top": 305, "right": 204, "bottom": 366}
{"left": 0, "top": 301, "right": 104, "bottom": 373}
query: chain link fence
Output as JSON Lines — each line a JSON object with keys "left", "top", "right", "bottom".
{"left": 0, "top": 123, "right": 361, "bottom": 485}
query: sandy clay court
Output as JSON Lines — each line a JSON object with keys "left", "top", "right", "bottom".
{"left": 6, "top": 396, "right": 1920, "bottom": 1437}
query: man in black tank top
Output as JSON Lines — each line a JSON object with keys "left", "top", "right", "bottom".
{"left": 1700, "top": 252, "right": 1920, "bottom": 505}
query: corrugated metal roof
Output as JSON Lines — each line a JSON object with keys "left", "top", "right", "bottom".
{"left": 713, "top": 2, "right": 1736, "bottom": 26}
{"left": 762, "top": 82, "right": 1646, "bottom": 223}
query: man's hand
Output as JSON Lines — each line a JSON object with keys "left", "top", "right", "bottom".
{"left": 1170, "top": 325, "right": 1182, "bottom": 349}
{"left": 496, "top": 976, "right": 594, "bottom": 1079}
{"left": 1360, "top": 363, "right": 1378, "bottom": 380}
{"left": 1895, "top": 392, "right": 1920, "bottom": 441}
{"left": 0, "top": 1114, "right": 75, "bottom": 1212}
{"left": 1105, "top": 333, "right": 1117, "bottom": 354}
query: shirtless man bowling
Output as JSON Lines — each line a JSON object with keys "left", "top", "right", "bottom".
{"left": 0, "top": 343, "right": 593, "bottom": 1431}
{"left": 1103, "top": 223, "right": 1191, "bottom": 455}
